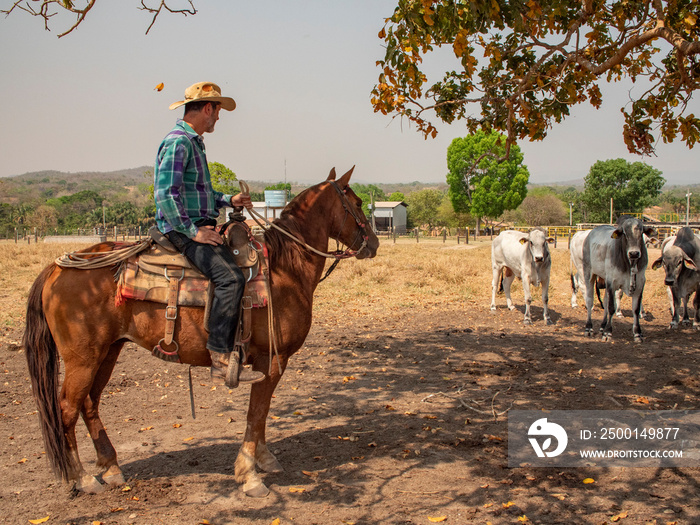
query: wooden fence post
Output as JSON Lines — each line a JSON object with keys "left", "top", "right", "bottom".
{"left": 568, "top": 228, "right": 572, "bottom": 249}
{"left": 466, "top": 227, "right": 469, "bottom": 244}
{"left": 415, "top": 228, "right": 419, "bottom": 243}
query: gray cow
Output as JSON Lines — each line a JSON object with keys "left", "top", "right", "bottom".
{"left": 651, "top": 227, "right": 700, "bottom": 330}
{"left": 491, "top": 228, "right": 554, "bottom": 325}
{"left": 583, "top": 218, "right": 655, "bottom": 342}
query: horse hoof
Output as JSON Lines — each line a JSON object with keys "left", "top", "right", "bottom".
{"left": 77, "top": 475, "right": 105, "bottom": 494}
{"left": 102, "top": 470, "right": 126, "bottom": 487}
{"left": 256, "top": 456, "right": 284, "bottom": 473}
{"left": 243, "top": 481, "right": 270, "bottom": 498}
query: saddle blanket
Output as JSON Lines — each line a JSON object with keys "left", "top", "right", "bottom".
{"left": 115, "top": 244, "right": 268, "bottom": 309}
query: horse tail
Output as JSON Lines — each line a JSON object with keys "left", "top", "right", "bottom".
{"left": 23, "top": 263, "right": 71, "bottom": 482}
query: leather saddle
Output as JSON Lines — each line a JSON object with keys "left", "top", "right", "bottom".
{"left": 115, "top": 223, "right": 269, "bottom": 362}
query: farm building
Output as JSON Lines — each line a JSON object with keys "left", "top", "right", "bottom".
{"left": 373, "top": 201, "right": 408, "bottom": 233}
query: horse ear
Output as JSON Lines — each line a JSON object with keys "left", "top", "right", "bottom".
{"left": 337, "top": 166, "right": 355, "bottom": 188}
{"left": 326, "top": 168, "right": 337, "bottom": 181}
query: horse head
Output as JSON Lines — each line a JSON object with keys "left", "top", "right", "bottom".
{"left": 325, "top": 167, "right": 379, "bottom": 260}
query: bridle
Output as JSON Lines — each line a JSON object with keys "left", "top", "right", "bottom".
{"left": 242, "top": 180, "right": 370, "bottom": 281}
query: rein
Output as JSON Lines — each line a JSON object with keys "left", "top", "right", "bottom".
{"left": 246, "top": 180, "right": 369, "bottom": 265}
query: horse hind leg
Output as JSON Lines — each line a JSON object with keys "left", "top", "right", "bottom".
{"left": 81, "top": 342, "right": 125, "bottom": 487}
{"left": 60, "top": 363, "right": 107, "bottom": 493}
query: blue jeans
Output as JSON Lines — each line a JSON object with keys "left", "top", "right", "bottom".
{"left": 165, "top": 230, "right": 245, "bottom": 354}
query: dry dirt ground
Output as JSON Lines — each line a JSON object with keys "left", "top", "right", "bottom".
{"left": 1, "top": 238, "right": 700, "bottom": 525}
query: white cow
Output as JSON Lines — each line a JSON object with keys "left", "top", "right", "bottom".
{"left": 491, "top": 228, "right": 554, "bottom": 325}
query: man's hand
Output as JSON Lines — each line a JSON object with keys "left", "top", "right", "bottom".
{"left": 231, "top": 193, "right": 253, "bottom": 210}
{"left": 193, "top": 225, "right": 223, "bottom": 246}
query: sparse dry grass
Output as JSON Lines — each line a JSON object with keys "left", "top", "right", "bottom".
{"left": 0, "top": 237, "right": 672, "bottom": 332}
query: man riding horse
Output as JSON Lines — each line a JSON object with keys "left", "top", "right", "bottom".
{"left": 154, "top": 81, "right": 264, "bottom": 387}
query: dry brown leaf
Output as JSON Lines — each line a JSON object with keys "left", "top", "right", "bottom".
{"left": 611, "top": 511, "right": 628, "bottom": 521}
{"left": 154, "top": 82, "right": 164, "bottom": 91}
{"left": 635, "top": 396, "right": 650, "bottom": 404}
{"left": 289, "top": 486, "right": 306, "bottom": 493}
{"left": 428, "top": 517, "right": 447, "bottom": 523}
{"left": 502, "top": 501, "right": 515, "bottom": 508}
{"left": 18, "top": 458, "right": 27, "bottom": 464}
{"left": 270, "top": 519, "right": 280, "bottom": 525}
{"left": 28, "top": 518, "right": 49, "bottom": 525}
{"left": 583, "top": 478, "right": 595, "bottom": 484}
{"left": 517, "top": 516, "right": 529, "bottom": 522}
{"left": 172, "top": 423, "right": 182, "bottom": 428}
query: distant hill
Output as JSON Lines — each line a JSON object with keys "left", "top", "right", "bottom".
{"left": 0, "top": 167, "right": 154, "bottom": 206}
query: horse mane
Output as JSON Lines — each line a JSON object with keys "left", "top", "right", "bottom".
{"left": 263, "top": 186, "right": 321, "bottom": 276}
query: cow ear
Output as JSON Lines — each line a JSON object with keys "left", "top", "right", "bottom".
{"left": 683, "top": 254, "right": 698, "bottom": 271}
{"left": 651, "top": 257, "right": 664, "bottom": 270}
{"left": 643, "top": 225, "right": 657, "bottom": 237}
{"left": 611, "top": 228, "right": 622, "bottom": 239}
{"left": 519, "top": 237, "right": 528, "bottom": 245}
{"left": 547, "top": 237, "right": 555, "bottom": 244}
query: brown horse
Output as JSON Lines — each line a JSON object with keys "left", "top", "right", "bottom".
{"left": 24, "top": 167, "right": 379, "bottom": 497}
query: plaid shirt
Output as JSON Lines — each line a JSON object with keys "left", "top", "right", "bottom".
{"left": 154, "top": 119, "right": 232, "bottom": 238}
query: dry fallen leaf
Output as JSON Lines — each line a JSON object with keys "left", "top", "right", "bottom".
{"left": 635, "top": 396, "right": 650, "bottom": 404}
{"left": 583, "top": 478, "right": 595, "bottom": 484}
{"left": 270, "top": 519, "right": 280, "bottom": 525}
{"left": 611, "top": 511, "right": 628, "bottom": 522}
{"left": 28, "top": 518, "right": 49, "bottom": 525}
{"left": 428, "top": 517, "right": 447, "bottom": 523}
{"left": 502, "top": 501, "right": 515, "bottom": 508}
{"left": 154, "top": 83, "right": 164, "bottom": 91}
{"left": 18, "top": 458, "right": 27, "bottom": 464}
{"left": 289, "top": 486, "right": 306, "bottom": 493}
{"left": 517, "top": 516, "right": 529, "bottom": 522}
{"left": 172, "top": 423, "right": 182, "bottom": 428}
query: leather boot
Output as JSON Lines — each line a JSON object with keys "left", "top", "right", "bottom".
{"left": 210, "top": 350, "right": 265, "bottom": 388}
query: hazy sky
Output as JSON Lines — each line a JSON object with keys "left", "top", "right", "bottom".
{"left": 1, "top": 1, "right": 697, "bottom": 186}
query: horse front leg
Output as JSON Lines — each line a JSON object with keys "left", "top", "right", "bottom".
{"left": 235, "top": 354, "right": 288, "bottom": 497}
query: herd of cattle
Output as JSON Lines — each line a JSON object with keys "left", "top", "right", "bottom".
{"left": 490, "top": 217, "right": 700, "bottom": 342}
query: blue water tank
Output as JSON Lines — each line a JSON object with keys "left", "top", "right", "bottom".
{"left": 264, "top": 190, "right": 287, "bottom": 207}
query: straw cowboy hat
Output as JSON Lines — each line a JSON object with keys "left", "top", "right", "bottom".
{"left": 169, "top": 81, "right": 236, "bottom": 111}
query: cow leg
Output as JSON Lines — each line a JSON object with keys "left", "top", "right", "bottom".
{"left": 520, "top": 274, "right": 533, "bottom": 324}
{"left": 600, "top": 283, "right": 616, "bottom": 341}
{"left": 632, "top": 290, "right": 644, "bottom": 343}
{"left": 541, "top": 274, "right": 552, "bottom": 325}
{"left": 584, "top": 274, "right": 596, "bottom": 337}
{"left": 692, "top": 288, "right": 700, "bottom": 331}
{"left": 502, "top": 271, "right": 516, "bottom": 311}
{"left": 490, "top": 266, "right": 501, "bottom": 311}
{"left": 614, "top": 289, "right": 624, "bottom": 318}
{"left": 571, "top": 273, "right": 579, "bottom": 308}
{"left": 669, "top": 288, "right": 681, "bottom": 329}
{"left": 681, "top": 292, "right": 692, "bottom": 327}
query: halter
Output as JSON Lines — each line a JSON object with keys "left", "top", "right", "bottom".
{"left": 243, "top": 180, "right": 370, "bottom": 264}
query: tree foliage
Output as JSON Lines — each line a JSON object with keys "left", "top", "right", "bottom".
{"left": 446, "top": 130, "right": 529, "bottom": 223}
{"left": 580, "top": 158, "right": 665, "bottom": 222}
{"left": 208, "top": 161, "right": 238, "bottom": 195}
{"left": 405, "top": 188, "right": 443, "bottom": 228}
{"left": 2, "top": 0, "right": 196, "bottom": 37}
{"left": 373, "top": 0, "right": 700, "bottom": 164}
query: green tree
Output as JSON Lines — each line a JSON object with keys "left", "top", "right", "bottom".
{"left": 580, "top": 159, "right": 665, "bottom": 223}
{"left": 446, "top": 131, "right": 529, "bottom": 233}
{"left": 351, "top": 183, "right": 386, "bottom": 216}
{"left": 436, "top": 192, "right": 472, "bottom": 229}
{"left": 373, "top": 1, "right": 700, "bottom": 165}
{"left": 388, "top": 191, "right": 405, "bottom": 202}
{"left": 46, "top": 190, "right": 103, "bottom": 229}
{"left": 405, "top": 188, "right": 443, "bottom": 229}
{"left": 208, "top": 162, "right": 238, "bottom": 195}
